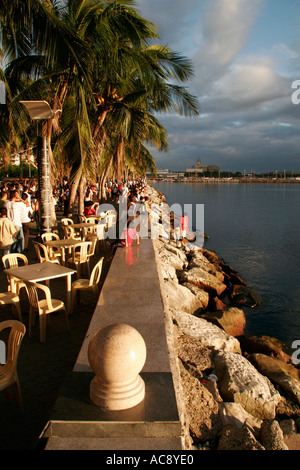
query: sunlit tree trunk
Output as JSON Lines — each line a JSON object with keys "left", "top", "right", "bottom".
{"left": 78, "top": 174, "right": 85, "bottom": 218}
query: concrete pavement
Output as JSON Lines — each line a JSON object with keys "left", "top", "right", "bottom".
{"left": 0, "top": 216, "right": 112, "bottom": 450}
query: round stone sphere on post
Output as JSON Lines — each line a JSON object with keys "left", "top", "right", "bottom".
{"left": 88, "top": 323, "right": 147, "bottom": 410}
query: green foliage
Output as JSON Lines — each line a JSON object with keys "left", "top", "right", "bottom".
{"left": 0, "top": 163, "right": 37, "bottom": 178}
{"left": 0, "top": 0, "right": 200, "bottom": 186}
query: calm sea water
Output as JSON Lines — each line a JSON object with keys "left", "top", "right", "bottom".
{"left": 151, "top": 181, "right": 300, "bottom": 348}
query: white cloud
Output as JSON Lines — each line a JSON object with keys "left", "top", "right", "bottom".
{"left": 135, "top": 0, "right": 300, "bottom": 172}
{"left": 192, "top": 0, "right": 264, "bottom": 90}
{"left": 208, "top": 59, "right": 290, "bottom": 112}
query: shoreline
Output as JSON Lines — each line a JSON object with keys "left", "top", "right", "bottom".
{"left": 146, "top": 184, "right": 300, "bottom": 450}
{"left": 149, "top": 177, "right": 300, "bottom": 184}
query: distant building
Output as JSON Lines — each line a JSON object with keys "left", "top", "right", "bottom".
{"left": 185, "top": 159, "right": 220, "bottom": 176}
{"left": 147, "top": 168, "right": 185, "bottom": 179}
{"left": 147, "top": 160, "right": 220, "bottom": 179}
{"left": 157, "top": 169, "right": 169, "bottom": 176}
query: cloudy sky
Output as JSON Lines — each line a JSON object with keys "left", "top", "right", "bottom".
{"left": 134, "top": 0, "right": 300, "bottom": 173}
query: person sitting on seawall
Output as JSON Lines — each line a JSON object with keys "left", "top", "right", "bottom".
{"left": 0, "top": 207, "right": 17, "bottom": 260}
{"left": 106, "top": 218, "right": 140, "bottom": 260}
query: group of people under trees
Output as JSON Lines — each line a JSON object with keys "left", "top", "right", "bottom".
{"left": 0, "top": 176, "right": 150, "bottom": 259}
{"left": 0, "top": 174, "right": 189, "bottom": 261}
{"left": 0, "top": 180, "right": 39, "bottom": 256}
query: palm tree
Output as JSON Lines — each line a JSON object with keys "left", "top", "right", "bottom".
{"left": 0, "top": 0, "right": 91, "bottom": 230}
{"left": 1, "top": 0, "right": 200, "bottom": 223}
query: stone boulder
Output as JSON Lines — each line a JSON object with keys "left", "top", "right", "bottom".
{"left": 189, "top": 250, "right": 212, "bottom": 265}
{"left": 162, "top": 280, "right": 208, "bottom": 314}
{"left": 219, "top": 262, "right": 247, "bottom": 286}
{"left": 208, "top": 296, "right": 228, "bottom": 312}
{"left": 171, "top": 309, "right": 241, "bottom": 354}
{"left": 275, "top": 395, "right": 300, "bottom": 419}
{"left": 217, "top": 424, "right": 265, "bottom": 450}
{"left": 160, "top": 263, "right": 178, "bottom": 281}
{"left": 180, "top": 282, "right": 209, "bottom": 310}
{"left": 214, "top": 350, "right": 282, "bottom": 420}
{"left": 157, "top": 247, "right": 185, "bottom": 271}
{"left": 240, "top": 335, "right": 292, "bottom": 363}
{"left": 218, "top": 402, "right": 262, "bottom": 439}
{"left": 259, "top": 420, "right": 288, "bottom": 450}
{"left": 179, "top": 363, "right": 222, "bottom": 444}
{"left": 248, "top": 353, "right": 300, "bottom": 405}
{"left": 230, "top": 284, "right": 261, "bottom": 308}
{"left": 188, "top": 256, "right": 225, "bottom": 282}
{"left": 201, "top": 248, "right": 220, "bottom": 264}
{"left": 175, "top": 326, "right": 214, "bottom": 375}
{"left": 279, "top": 419, "right": 300, "bottom": 450}
{"left": 163, "top": 243, "right": 188, "bottom": 265}
{"left": 201, "top": 307, "right": 246, "bottom": 337}
{"left": 180, "top": 267, "right": 227, "bottom": 296}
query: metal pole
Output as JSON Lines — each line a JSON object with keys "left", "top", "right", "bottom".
{"left": 37, "top": 135, "right": 51, "bottom": 233}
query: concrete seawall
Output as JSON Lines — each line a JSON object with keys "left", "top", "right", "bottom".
{"left": 42, "top": 239, "right": 184, "bottom": 450}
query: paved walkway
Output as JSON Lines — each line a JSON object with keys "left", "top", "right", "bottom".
{"left": 0, "top": 214, "right": 181, "bottom": 450}
{"left": 42, "top": 239, "right": 181, "bottom": 450}
{"left": 0, "top": 215, "right": 112, "bottom": 450}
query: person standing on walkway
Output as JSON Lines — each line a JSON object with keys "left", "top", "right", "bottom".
{"left": 4, "top": 190, "right": 25, "bottom": 253}
{"left": 31, "top": 194, "right": 40, "bottom": 238}
{"left": 21, "top": 193, "right": 32, "bottom": 251}
{"left": 0, "top": 207, "right": 17, "bottom": 258}
{"left": 180, "top": 212, "right": 189, "bottom": 240}
{"left": 0, "top": 190, "right": 8, "bottom": 209}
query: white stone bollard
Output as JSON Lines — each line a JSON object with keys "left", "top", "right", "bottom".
{"left": 88, "top": 323, "right": 147, "bottom": 410}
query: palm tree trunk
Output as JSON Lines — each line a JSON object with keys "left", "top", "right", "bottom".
{"left": 115, "top": 137, "right": 125, "bottom": 183}
{"left": 78, "top": 175, "right": 85, "bottom": 218}
{"left": 92, "top": 109, "right": 108, "bottom": 141}
{"left": 99, "top": 153, "right": 114, "bottom": 201}
{"left": 69, "top": 171, "right": 81, "bottom": 216}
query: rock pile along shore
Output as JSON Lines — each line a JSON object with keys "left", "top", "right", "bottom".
{"left": 146, "top": 185, "right": 300, "bottom": 451}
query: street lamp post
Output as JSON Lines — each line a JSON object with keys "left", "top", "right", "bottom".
{"left": 19, "top": 101, "right": 61, "bottom": 234}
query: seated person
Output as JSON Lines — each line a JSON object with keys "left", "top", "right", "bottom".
{"left": 107, "top": 221, "right": 140, "bottom": 258}
{"left": 84, "top": 201, "right": 99, "bottom": 216}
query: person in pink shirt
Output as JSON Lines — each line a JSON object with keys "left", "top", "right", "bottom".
{"left": 106, "top": 219, "right": 140, "bottom": 259}
{"left": 180, "top": 212, "right": 189, "bottom": 239}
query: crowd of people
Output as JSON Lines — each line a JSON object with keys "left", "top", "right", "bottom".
{"left": 0, "top": 180, "right": 39, "bottom": 256}
{"left": 0, "top": 176, "right": 150, "bottom": 259}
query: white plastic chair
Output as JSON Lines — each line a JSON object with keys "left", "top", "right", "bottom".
{"left": 2, "top": 253, "right": 28, "bottom": 294}
{"left": 66, "top": 241, "right": 92, "bottom": 278}
{"left": 41, "top": 232, "right": 62, "bottom": 261}
{"left": 33, "top": 241, "right": 60, "bottom": 264}
{"left": 25, "top": 281, "right": 69, "bottom": 343}
{"left": 62, "top": 225, "right": 81, "bottom": 240}
{"left": 85, "top": 233, "right": 98, "bottom": 261}
{"left": 71, "top": 257, "right": 104, "bottom": 311}
{"left": 61, "top": 218, "right": 73, "bottom": 226}
{"left": 0, "top": 291, "right": 22, "bottom": 321}
{"left": 0, "top": 320, "right": 26, "bottom": 413}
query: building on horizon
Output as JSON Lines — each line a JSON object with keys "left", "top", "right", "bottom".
{"left": 185, "top": 159, "right": 220, "bottom": 176}
{"left": 146, "top": 159, "right": 220, "bottom": 179}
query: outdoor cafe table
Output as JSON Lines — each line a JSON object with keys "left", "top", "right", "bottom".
{"left": 44, "top": 238, "right": 81, "bottom": 265}
{"left": 4, "top": 262, "right": 76, "bottom": 314}
{"left": 86, "top": 215, "right": 106, "bottom": 221}
{"left": 71, "top": 222, "right": 99, "bottom": 239}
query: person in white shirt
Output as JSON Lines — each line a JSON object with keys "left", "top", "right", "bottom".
{"left": 21, "top": 193, "right": 32, "bottom": 251}
{"left": 4, "top": 190, "right": 25, "bottom": 253}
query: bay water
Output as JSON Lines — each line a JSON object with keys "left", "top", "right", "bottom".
{"left": 151, "top": 181, "right": 300, "bottom": 350}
